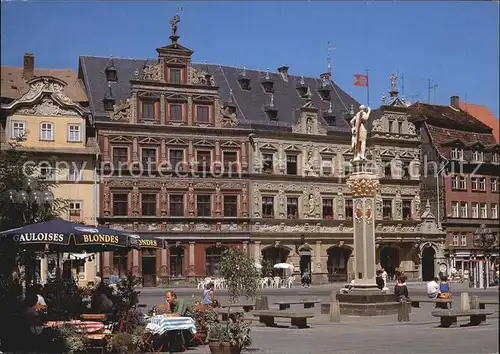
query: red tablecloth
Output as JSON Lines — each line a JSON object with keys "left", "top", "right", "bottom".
{"left": 44, "top": 320, "right": 104, "bottom": 333}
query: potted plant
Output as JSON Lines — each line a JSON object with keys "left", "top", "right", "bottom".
{"left": 206, "top": 247, "right": 259, "bottom": 354}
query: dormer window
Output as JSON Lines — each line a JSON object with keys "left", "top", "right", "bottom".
{"left": 103, "top": 83, "right": 115, "bottom": 111}
{"left": 264, "top": 94, "right": 278, "bottom": 121}
{"left": 323, "top": 102, "right": 335, "bottom": 126}
{"left": 296, "top": 75, "right": 308, "bottom": 98}
{"left": 237, "top": 66, "right": 250, "bottom": 90}
{"left": 105, "top": 58, "right": 118, "bottom": 82}
{"left": 170, "top": 68, "right": 181, "bottom": 84}
{"left": 472, "top": 151, "right": 483, "bottom": 162}
{"left": 451, "top": 148, "right": 464, "bottom": 160}
{"left": 260, "top": 71, "right": 274, "bottom": 93}
{"left": 317, "top": 77, "right": 331, "bottom": 101}
{"left": 492, "top": 153, "right": 499, "bottom": 164}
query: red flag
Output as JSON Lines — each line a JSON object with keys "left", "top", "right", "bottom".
{"left": 354, "top": 74, "right": 369, "bottom": 87}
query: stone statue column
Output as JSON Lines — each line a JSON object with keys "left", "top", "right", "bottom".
{"left": 346, "top": 160, "right": 380, "bottom": 289}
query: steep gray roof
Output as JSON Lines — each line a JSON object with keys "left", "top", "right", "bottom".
{"left": 79, "top": 55, "right": 359, "bottom": 133}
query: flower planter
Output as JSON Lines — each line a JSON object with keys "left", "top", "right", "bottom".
{"left": 208, "top": 339, "right": 242, "bottom": 354}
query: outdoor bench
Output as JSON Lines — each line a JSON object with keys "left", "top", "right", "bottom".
{"left": 431, "top": 309, "right": 494, "bottom": 328}
{"left": 213, "top": 307, "right": 245, "bottom": 321}
{"left": 221, "top": 303, "right": 254, "bottom": 312}
{"left": 274, "top": 299, "right": 320, "bottom": 310}
{"left": 252, "top": 310, "right": 315, "bottom": 329}
{"left": 410, "top": 297, "right": 453, "bottom": 309}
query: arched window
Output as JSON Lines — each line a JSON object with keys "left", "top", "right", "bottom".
{"left": 170, "top": 247, "right": 185, "bottom": 277}
{"left": 205, "top": 246, "right": 227, "bottom": 276}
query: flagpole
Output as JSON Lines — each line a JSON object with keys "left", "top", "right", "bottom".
{"left": 365, "top": 68, "right": 370, "bottom": 106}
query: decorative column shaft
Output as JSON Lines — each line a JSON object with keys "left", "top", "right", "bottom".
{"left": 254, "top": 241, "right": 261, "bottom": 262}
{"left": 188, "top": 242, "right": 195, "bottom": 276}
{"left": 346, "top": 161, "right": 380, "bottom": 289}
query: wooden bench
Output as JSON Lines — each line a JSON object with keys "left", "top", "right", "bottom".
{"left": 221, "top": 304, "right": 254, "bottom": 312}
{"left": 410, "top": 297, "right": 453, "bottom": 309}
{"left": 274, "top": 299, "right": 320, "bottom": 310}
{"left": 431, "top": 309, "right": 494, "bottom": 328}
{"left": 252, "top": 310, "right": 314, "bottom": 329}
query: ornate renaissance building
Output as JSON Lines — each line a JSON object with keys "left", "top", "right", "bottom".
{"left": 79, "top": 24, "right": 444, "bottom": 285}
{"left": 1, "top": 53, "right": 98, "bottom": 285}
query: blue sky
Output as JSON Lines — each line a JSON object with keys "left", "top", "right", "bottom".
{"left": 2, "top": 1, "right": 499, "bottom": 117}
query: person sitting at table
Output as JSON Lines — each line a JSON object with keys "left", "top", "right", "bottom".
{"left": 93, "top": 283, "right": 114, "bottom": 313}
{"left": 166, "top": 291, "right": 193, "bottom": 317}
{"left": 201, "top": 282, "right": 219, "bottom": 307}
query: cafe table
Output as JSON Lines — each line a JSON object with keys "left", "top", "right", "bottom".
{"left": 44, "top": 320, "right": 105, "bottom": 334}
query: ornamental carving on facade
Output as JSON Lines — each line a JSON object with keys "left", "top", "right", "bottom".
{"left": 189, "top": 67, "right": 215, "bottom": 86}
{"left": 160, "top": 183, "right": 168, "bottom": 216}
{"left": 346, "top": 176, "right": 379, "bottom": 196}
{"left": 103, "top": 181, "right": 111, "bottom": 216}
{"left": 131, "top": 182, "right": 140, "bottom": 216}
{"left": 187, "top": 183, "right": 195, "bottom": 216}
{"left": 241, "top": 184, "right": 248, "bottom": 217}
{"left": 16, "top": 97, "right": 79, "bottom": 117}
{"left": 220, "top": 106, "right": 238, "bottom": 127}
{"left": 111, "top": 99, "right": 131, "bottom": 122}
{"left": 143, "top": 62, "right": 162, "bottom": 81}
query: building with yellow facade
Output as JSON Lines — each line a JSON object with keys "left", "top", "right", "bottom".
{"left": 0, "top": 53, "right": 99, "bottom": 286}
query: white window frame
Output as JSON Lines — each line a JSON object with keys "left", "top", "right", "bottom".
{"left": 68, "top": 124, "right": 82, "bottom": 142}
{"left": 472, "top": 151, "right": 483, "bottom": 162}
{"left": 459, "top": 176, "right": 467, "bottom": 190}
{"left": 451, "top": 148, "right": 464, "bottom": 160}
{"left": 452, "top": 234, "right": 459, "bottom": 246}
{"left": 480, "top": 203, "right": 488, "bottom": 219}
{"left": 451, "top": 175, "right": 459, "bottom": 189}
{"left": 491, "top": 178, "right": 498, "bottom": 192}
{"left": 69, "top": 201, "right": 82, "bottom": 221}
{"left": 493, "top": 153, "right": 499, "bottom": 164}
{"left": 471, "top": 202, "right": 479, "bottom": 218}
{"left": 479, "top": 177, "right": 486, "bottom": 191}
{"left": 471, "top": 177, "right": 478, "bottom": 190}
{"left": 460, "top": 234, "right": 467, "bottom": 247}
{"left": 491, "top": 204, "right": 498, "bottom": 219}
{"left": 11, "top": 120, "right": 26, "bottom": 139}
{"left": 40, "top": 122, "right": 54, "bottom": 141}
{"left": 460, "top": 202, "right": 468, "bottom": 218}
{"left": 451, "top": 202, "right": 459, "bottom": 217}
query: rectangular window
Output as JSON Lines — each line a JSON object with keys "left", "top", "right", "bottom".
{"left": 389, "top": 120, "right": 394, "bottom": 133}
{"left": 384, "top": 161, "right": 392, "bottom": 178}
{"left": 451, "top": 148, "right": 464, "bottom": 160}
{"left": 112, "top": 193, "right": 128, "bottom": 216}
{"left": 141, "top": 194, "right": 157, "bottom": 216}
{"left": 286, "top": 197, "right": 298, "bottom": 219}
{"left": 491, "top": 204, "right": 498, "bottom": 219}
{"left": 196, "top": 106, "right": 210, "bottom": 122}
{"left": 472, "top": 151, "right": 483, "bottom": 162}
{"left": 68, "top": 124, "right": 81, "bottom": 142}
{"left": 398, "top": 121, "right": 403, "bottom": 134}
{"left": 142, "top": 101, "right": 154, "bottom": 120}
{"left": 460, "top": 234, "right": 467, "bottom": 247}
{"left": 223, "top": 195, "right": 238, "bottom": 217}
{"left": 401, "top": 162, "right": 410, "bottom": 180}
{"left": 451, "top": 176, "right": 459, "bottom": 189}
{"left": 197, "top": 195, "right": 211, "bottom": 217}
{"left": 12, "top": 121, "right": 26, "bottom": 139}
{"left": 169, "top": 149, "right": 184, "bottom": 171}
{"left": 459, "top": 176, "right": 467, "bottom": 190}
{"left": 223, "top": 151, "right": 238, "bottom": 173}
{"left": 479, "top": 177, "right": 486, "bottom": 191}
{"left": 345, "top": 199, "right": 353, "bottom": 220}
{"left": 321, "top": 158, "right": 332, "bottom": 176}
{"left": 402, "top": 200, "right": 412, "bottom": 219}
{"left": 480, "top": 203, "right": 488, "bottom": 219}
{"left": 196, "top": 151, "right": 211, "bottom": 172}
{"left": 262, "top": 154, "right": 273, "bottom": 174}
{"left": 322, "top": 199, "right": 334, "bottom": 219}
{"left": 493, "top": 153, "right": 499, "bottom": 164}
{"left": 169, "top": 104, "right": 182, "bottom": 121}
{"left": 460, "top": 202, "right": 468, "bottom": 218}
{"left": 472, "top": 203, "right": 479, "bottom": 218}
{"left": 286, "top": 155, "right": 297, "bottom": 175}
{"left": 383, "top": 199, "right": 392, "bottom": 220}
{"left": 451, "top": 202, "right": 459, "bottom": 217}
{"left": 471, "top": 178, "right": 478, "bottom": 191}
{"left": 170, "top": 68, "right": 181, "bottom": 84}
{"left": 69, "top": 201, "right": 82, "bottom": 222}
{"left": 141, "top": 148, "right": 157, "bottom": 170}
{"left": 452, "top": 234, "right": 459, "bottom": 246}
{"left": 67, "top": 162, "right": 81, "bottom": 181}
{"left": 40, "top": 122, "right": 53, "bottom": 141}
{"left": 112, "top": 147, "right": 128, "bottom": 169}
{"left": 169, "top": 195, "right": 184, "bottom": 217}
{"left": 491, "top": 178, "right": 498, "bottom": 192}
{"left": 262, "top": 196, "right": 274, "bottom": 218}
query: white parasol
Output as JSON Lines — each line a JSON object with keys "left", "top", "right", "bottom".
{"left": 254, "top": 263, "right": 263, "bottom": 269}
{"left": 273, "top": 263, "right": 294, "bottom": 270}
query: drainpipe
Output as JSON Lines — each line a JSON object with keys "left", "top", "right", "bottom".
{"left": 436, "top": 158, "right": 450, "bottom": 229}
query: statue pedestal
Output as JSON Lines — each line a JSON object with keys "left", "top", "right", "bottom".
{"left": 337, "top": 160, "right": 399, "bottom": 316}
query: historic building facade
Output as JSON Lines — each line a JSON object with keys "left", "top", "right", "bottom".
{"left": 408, "top": 96, "right": 499, "bottom": 284}
{"left": 1, "top": 53, "right": 98, "bottom": 285}
{"left": 80, "top": 23, "right": 444, "bottom": 284}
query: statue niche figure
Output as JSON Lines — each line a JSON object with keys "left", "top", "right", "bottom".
{"left": 350, "top": 105, "right": 371, "bottom": 161}
{"left": 170, "top": 14, "right": 180, "bottom": 36}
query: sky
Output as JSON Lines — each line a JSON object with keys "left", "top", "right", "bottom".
{"left": 1, "top": 1, "right": 499, "bottom": 117}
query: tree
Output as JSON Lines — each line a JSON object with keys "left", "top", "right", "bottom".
{"left": 0, "top": 143, "right": 65, "bottom": 278}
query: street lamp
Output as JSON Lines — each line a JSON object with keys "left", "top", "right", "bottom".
{"left": 473, "top": 224, "right": 497, "bottom": 289}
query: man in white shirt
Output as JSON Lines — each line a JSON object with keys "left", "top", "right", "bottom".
{"left": 426, "top": 277, "right": 440, "bottom": 298}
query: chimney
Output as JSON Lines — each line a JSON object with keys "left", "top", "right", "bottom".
{"left": 23, "top": 53, "right": 35, "bottom": 80}
{"left": 450, "top": 95, "right": 459, "bottom": 109}
{"left": 277, "top": 66, "right": 289, "bottom": 82}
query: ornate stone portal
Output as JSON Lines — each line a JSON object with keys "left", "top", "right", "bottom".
{"left": 336, "top": 158, "right": 399, "bottom": 316}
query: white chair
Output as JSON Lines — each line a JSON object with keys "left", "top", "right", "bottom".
{"left": 273, "top": 276, "right": 281, "bottom": 288}
{"left": 286, "top": 275, "right": 295, "bottom": 288}
{"left": 196, "top": 278, "right": 205, "bottom": 289}
{"left": 260, "top": 277, "right": 269, "bottom": 288}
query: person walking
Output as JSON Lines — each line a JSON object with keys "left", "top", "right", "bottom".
{"left": 301, "top": 270, "right": 311, "bottom": 288}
